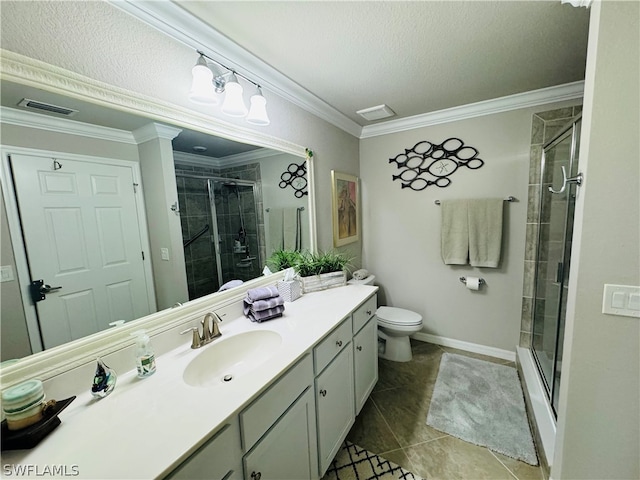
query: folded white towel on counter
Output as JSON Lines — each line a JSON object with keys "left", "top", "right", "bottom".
{"left": 352, "top": 269, "right": 369, "bottom": 280}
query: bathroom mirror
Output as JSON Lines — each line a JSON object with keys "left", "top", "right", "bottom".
{"left": 0, "top": 59, "right": 316, "bottom": 362}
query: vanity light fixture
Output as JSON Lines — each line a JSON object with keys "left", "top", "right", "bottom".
{"left": 189, "top": 51, "right": 269, "bottom": 126}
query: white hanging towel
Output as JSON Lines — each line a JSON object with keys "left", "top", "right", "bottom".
{"left": 440, "top": 199, "right": 469, "bottom": 265}
{"left": 283, "top": 207, "right": 298, "bottom": 250}
{"left": 268, "top": 208, "right": 284, "bottom": 251}
{"left": 468, "top": 198, "right": 504, "bottom": 268}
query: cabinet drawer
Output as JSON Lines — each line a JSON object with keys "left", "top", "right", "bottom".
{"left": 240, "top": 354, "right": 313, "bottom": 452}
{"left": 314, "top": 318, "right": 351, "bottom": 374}
{"left": 167, "top": 420, "right": 242, "bottom": 480}
{"left": 352, "top": 295, "right": 377, "bottom": 334}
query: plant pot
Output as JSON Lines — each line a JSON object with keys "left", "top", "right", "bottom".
{"left": 298, "top": 271, "right": 347, "bottom": 293}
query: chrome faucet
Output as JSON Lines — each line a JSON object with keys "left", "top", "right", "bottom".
{"left": 180, "top": 312, "right": 223, "bottom": 349}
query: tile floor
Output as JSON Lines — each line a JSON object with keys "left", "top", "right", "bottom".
{"left": 345, "top": 340, "right": 544, "bottom": 480}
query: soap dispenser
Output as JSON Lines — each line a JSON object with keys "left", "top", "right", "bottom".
{"left": 131, "top": 330, "right": 156, "bottom": 378}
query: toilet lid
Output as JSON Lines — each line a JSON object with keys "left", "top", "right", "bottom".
{"left": 376, "top": 306, "right": 422, "bottom": 326}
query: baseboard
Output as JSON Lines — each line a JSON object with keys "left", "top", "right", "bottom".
{"left": 411, "top": 332, "right": 516, "bottom": 362}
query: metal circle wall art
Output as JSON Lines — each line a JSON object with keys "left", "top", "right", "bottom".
{"left": 279, "top": 161, "right": 308, "bottom": 198}
{"left": 389, "top": 137, "right": 485, "bottom": 191}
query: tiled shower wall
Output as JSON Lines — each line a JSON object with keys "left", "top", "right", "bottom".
{"left": 520, "top": 105, "right": 582, "bottom": 347}
{"left": 175, "top": 161, "right": 265, "bottom": 300}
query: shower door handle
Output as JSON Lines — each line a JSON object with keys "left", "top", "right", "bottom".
{"left": 549, "top": 166, "right": 583, "bottom": 194}
{"left": 556, "top": 262, "right": 564, "bottom": 284}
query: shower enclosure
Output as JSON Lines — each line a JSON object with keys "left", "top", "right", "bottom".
{"left": 176, "top": 174, "right": 262, "bottom": 300}
{"left": 531, "top": 116, "right": 582, "bottom": 416}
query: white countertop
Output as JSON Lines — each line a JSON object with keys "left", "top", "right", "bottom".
{"left": 1, "top": 285, "right": 377, "bottom": 479}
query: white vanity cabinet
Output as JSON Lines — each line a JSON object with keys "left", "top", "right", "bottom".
{"left": 243, "top": 388, "right": 317, "bottom": 480}
{"left": 240, "top": 354, "right": 318, "bottom": 480}
{"left": 164, "top": 292, "right": 378, "bottom": 480}
{"left": 166, "top": 420, "right": 243, "bottom": 480}
{"left": 314, "top": 318, "right": 355, "bottom": 475}
{"left": 353, "top": 310, "right": 378, "bottom": 415}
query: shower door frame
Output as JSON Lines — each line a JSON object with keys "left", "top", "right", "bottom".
{"left": 207, "top": 177, "right": 262, "bottom": 285}
{"left": 531, "top": 115, "right": 582, "bottom": 417}
{"left": 177, "top": 173, "right": 261, "bottom": 291}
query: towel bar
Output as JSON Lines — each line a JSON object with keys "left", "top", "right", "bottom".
{"left": 265, "top": 207, "right": 305, "bottom": 212}
{"left": 459, "top": 277, "right": 485, "bottom": 286}
{"left": 434, "top": 196, "right": 515, "bottom": 205}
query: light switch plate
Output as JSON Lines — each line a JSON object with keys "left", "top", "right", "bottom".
{"left": 161, "top": 248, "right": 170, "bottom": 261}
{"left": 602, "top": 284, "right": 640, "bottom": 318}
{"left": 0, "top": 265, "right": 14, "bottom": 282}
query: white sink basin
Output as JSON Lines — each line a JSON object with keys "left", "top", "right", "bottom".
{"left": 183, "top": 330, "right": 282, "bottom": 388}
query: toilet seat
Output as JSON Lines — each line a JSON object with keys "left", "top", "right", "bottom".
{"left": 376, "top": 306, "right": 422, "bottom": 326}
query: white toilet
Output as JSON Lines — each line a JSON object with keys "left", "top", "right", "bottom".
{"left": 348, "top": 274, "right": 423, "bottom": 362}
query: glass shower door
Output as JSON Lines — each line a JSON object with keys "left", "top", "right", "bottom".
{"left": 532, "top": 119, "right": 581, "bottom": 415}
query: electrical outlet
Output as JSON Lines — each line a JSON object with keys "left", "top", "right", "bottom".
{"left": 0, "top": 265, "right": 14, "bottom": 282}
{"left": 161, "top": 248, "right": 170, "bottom": 261}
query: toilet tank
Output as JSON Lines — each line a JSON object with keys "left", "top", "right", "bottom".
{"left": 347, "top": 274, "right": 376, "bottom": 285}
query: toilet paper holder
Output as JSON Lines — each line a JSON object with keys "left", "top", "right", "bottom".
{"left": 459, "top": 277, "right": 485, "bottom": 286}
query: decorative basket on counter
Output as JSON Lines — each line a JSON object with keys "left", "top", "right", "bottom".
{"left": 298, "top": 271, "right": 347, "bottom": 293}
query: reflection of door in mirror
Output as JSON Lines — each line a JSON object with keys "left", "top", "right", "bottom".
{"left": 9, "top": 152, "right": 154, "bottom": 350}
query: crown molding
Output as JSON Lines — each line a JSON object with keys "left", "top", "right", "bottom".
{"left": 109, "top": 0, "right": 363, "bottom": 138}
{"left": 0, "top": 106, "right": 137, "bottom": 144}
{"left": 360, "top": 81, "right": 584, "bottom": 138}
{"left": 133, "top": 122, "right": 182, "bottom": 143}
{"left": 173, "top": 147, "right": 282, "bottom": 169}
{"left": 0, "top": 49, "right": 307, "bottom": 158}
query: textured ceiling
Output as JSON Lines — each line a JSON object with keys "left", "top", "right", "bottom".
{"left": 0, "top": 0, "right": 590, "bottom": 154}
{"left": 176, "top": 1, "right": 590, "bottom": 125}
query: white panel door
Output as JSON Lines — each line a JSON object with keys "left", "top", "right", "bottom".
{"left": 10, "top": 153, "right": 152, "bottom": 349}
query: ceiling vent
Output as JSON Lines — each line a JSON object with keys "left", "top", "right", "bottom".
{"left": 356, "top": 104, "right": 396, "bottom": 121}
{"left": 18, "top": 98, "right": 78, "bottom": 117}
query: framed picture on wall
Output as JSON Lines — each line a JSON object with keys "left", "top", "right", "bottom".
{"left": 331, "top": 170, "right": 360, "bottom": 247}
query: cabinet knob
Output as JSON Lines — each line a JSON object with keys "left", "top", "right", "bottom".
{"left": 356, "top": 345, "right": 363, "bottom": 351}
{"left": 319, "top": 389, "right": 327, "bottom": 397}
{"left": 336, "top": 340, "right": 343, "bottom": 347}
{"left": 366, "top": 310, "right": 372, "bottom": 316}
{"left": 251, "top": 472, "right": 262, "bottom": 480}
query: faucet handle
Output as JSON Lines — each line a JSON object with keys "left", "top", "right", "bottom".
{"left": 207, "top": 312, "right": 223, "bottom": 338}
{"left": 180, "top": 327, "right": 200, "bottom": 349}
{"left": 201, "top": 317, "right": 212, "bottom": 343}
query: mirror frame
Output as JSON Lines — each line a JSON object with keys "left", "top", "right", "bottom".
{"left": 0, "top": 49, "right": 317, "bottom": 388}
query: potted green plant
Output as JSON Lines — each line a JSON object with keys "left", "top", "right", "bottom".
{"left": 294, "top": 250, "right": 352, "bottom": 293}
{"left": 266, "top": 249, "right": 302, "bottom": 272}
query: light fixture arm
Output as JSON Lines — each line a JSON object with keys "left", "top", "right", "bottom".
{"left": 196, "top": 50, "right": 262, "bottom": 91}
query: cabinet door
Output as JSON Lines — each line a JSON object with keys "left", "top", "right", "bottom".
{"left": 166, "top": 421, "right": 242, "bottom": 480}
{"left": 316, "top": 345, "right": 355, "bottom": 476}
{"left": 354, "top": 316, "right": 378, "bottom": 415}
{"left": 243, "top": 388, "right": 318, "bottom": 480}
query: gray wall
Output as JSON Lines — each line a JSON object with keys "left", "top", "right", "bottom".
{"left": 553, "top": 2, "right": 640, "bottom": 478}
{"left": 0, "top": 192, "right": 31, "bottom": 361}
{"left": 360, "top": 101, "right": 578, "bottom": 353}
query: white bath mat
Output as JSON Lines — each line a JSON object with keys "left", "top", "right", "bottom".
{"left": 426, "top": 353, "right": 538, "bottom": 465}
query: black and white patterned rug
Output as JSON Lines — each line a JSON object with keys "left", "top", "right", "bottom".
{"left": 323, "top": 441, "right": 422, "bottom": 480}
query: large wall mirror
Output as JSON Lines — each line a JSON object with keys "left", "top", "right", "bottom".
{"left": 0, "top": 57, "right": 316, "bottom": 366}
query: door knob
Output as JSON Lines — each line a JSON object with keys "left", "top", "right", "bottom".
{"left": 29, "top": 279, "right": 62, "bottom": 303}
